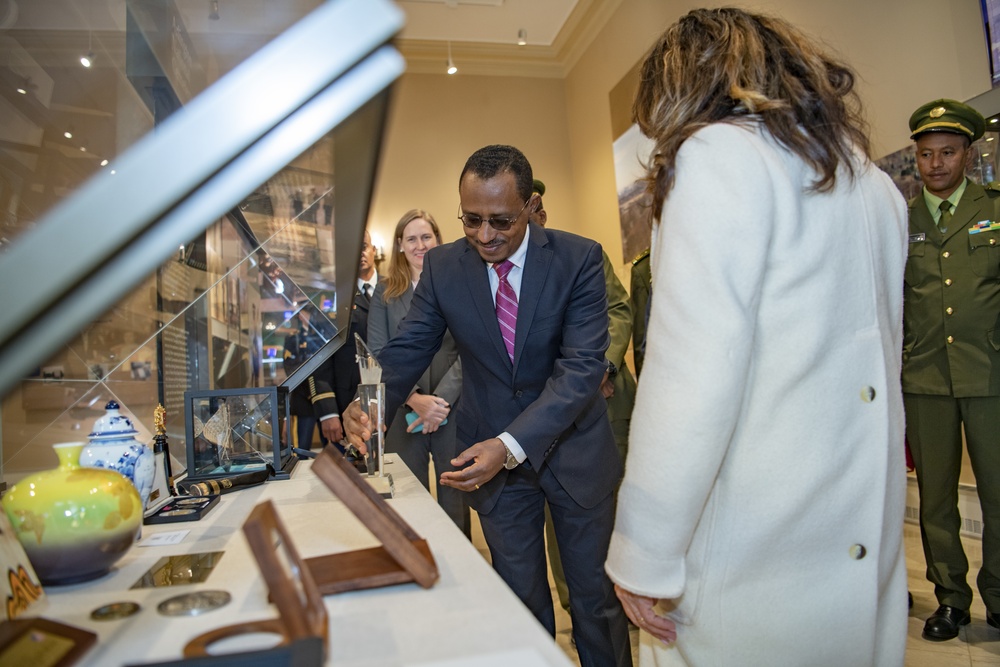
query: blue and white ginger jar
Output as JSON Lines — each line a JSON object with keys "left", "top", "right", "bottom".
{"left": 81, "top": 401, "right": 156, "bottom": 511}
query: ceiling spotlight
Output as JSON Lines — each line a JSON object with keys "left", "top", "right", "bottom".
{"left": 209, "top": 0, "right": 220, "bottom": 20}
{"left": 63, "top": 129, "right": 73, "bottom": 139}
{"left": 15, "top": 81, "right": 27, "bottom": 94}
{"left": 517, "top": 29, "right": 527, "bottom": 46}
{"left": 446, "top": 41, "right": 457, "bottom": 75}
{"left": 100, "top": 159, "right": 109, "bottom": 166}
{"left": 81, "top": 29, "right": 94, "bottom": 67}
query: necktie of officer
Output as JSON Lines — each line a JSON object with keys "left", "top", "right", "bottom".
{"left": 938, "top": 200, "right": 953, "bottom": 233}
{"left": 494, "top": 260, "right": 518, "bottom": 363}
{"left": 362, "top": 283, "right": 371, "bottom": 300}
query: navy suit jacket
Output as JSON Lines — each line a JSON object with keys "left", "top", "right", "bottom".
{"left": 377, "top": 223, "right": 621, "bottom": 513}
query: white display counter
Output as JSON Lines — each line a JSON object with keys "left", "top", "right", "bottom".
{"left": 31, "top": 457, "right": 574, "bottom": 667}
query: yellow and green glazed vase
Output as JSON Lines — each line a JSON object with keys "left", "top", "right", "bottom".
{"left": 2, "top": 442, "right": 142, "bottom": 585}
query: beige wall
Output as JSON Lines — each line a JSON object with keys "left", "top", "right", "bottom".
{"left": 368, "top": 72, "right": 573, "bottom": 256}
{"left": 374, "top": 0, "right": 992, "bottom": 279}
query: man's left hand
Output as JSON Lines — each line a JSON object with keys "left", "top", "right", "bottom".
{"left": 439, "top": 438, "right": 507, "bottom": 492}
{"left": 600, "top": 371, "right": 615, "bottom": 399}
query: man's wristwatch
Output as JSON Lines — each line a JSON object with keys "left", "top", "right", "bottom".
{"left": 502, "top": 443, "right": 519, "bottom": 470}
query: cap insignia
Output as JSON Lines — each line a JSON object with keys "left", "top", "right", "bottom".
{"left": 929, "top": 106, "right": 947, "bottom": 119}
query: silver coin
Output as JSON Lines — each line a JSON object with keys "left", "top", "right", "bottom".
{"left": 157, "top": 590, "right": 232, "bottom": 617}
{"left": 160, "top": 508, "right": 196, "bottom": 516}
{"left": 175, "top": 498, "right": 205, "bottom": 506}
{"left": 91, "top": 601, "right": 141, "bottom": 620}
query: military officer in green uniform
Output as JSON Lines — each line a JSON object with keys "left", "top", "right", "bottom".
{"left": 905, "top": 99, "right": 1000, "bottom": 641}
{"left": 629, "top": 248, "right": 651, "bottom": 378}
{"left": 531, "top": 179, "right": 637, "bottom": 615}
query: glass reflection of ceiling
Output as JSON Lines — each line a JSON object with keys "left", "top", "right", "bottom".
{"left": 0, "top": 0, "right": 330, "bottom": 251}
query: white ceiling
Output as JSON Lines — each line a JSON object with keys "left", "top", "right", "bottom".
{"left": 1, "top": 0, "right": 579, "bottom": 48}
{"left": 397, "top": 0, "right": 579, "bottom": 46}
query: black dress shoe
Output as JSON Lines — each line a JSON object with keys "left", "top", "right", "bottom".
{"left": 988, "top": 611, "right": 1000, "bottom": 630}
{"left": 923, "top": 605, "right": 971, "bottom": 641}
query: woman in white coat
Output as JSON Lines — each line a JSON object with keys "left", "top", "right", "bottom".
{"left": 605, "top": 8, "right": 909, "bottom": 666}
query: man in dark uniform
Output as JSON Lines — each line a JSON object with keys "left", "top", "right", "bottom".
{"left": 629, "top": 248, "right": 650, "bottom": 378}
{"left": 283, "top": 304, "right": 328, "bottom": 449}
{"left": 308, "top": 229, "right": 380, "bottom": 449}
{"left": 904, "top": 98, "right": 1000, "bottom": 641}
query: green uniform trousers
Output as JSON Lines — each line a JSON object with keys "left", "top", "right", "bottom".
{"left": 905, "top": 393, "right": 1000, "bottom": 611}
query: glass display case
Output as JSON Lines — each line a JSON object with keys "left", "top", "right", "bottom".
{"left": 184, "top": 387, "right": 293, "bottom": 481}
{"left": 0, "top": 0, "right": 404, "bottom": 482}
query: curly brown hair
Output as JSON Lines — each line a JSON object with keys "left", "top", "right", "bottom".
{"left": 633, "top": 7, "right": 871, "bottom": 220}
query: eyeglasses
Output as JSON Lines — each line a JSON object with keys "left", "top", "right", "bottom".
{"left": 458, "top": 197, "right": 532, "bottom": 231}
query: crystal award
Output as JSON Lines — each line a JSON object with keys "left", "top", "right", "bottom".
{"left": 355, "top": 334, "right": 393, "bottom": 497}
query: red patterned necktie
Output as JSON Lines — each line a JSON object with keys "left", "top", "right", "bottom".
{"left": 494, "top": 260, "right": 518, "bottom": 362}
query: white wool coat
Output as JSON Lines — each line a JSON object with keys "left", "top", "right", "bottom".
{"left": 606, "top": 122, "right": 909, "bottom": 666}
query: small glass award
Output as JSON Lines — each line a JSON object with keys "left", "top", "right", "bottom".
{"left": 355, "top": 334, "right": 393, "bottom": 498}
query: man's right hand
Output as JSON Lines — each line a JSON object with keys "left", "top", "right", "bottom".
{"left": 342, "top": 400, "right": 371, "bottom": 454}
{"left": 320, "top": 415, "right": 344, "bottom": 444}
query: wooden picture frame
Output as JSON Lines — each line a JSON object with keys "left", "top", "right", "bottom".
{"left": 183, "top": 500, "right": 327, "bottom": 658}
{"left": 305, "top": 447, "right": 439, "bottom": 594}
{"left": 0, "top": 617, "right": 96, "bottom": 667}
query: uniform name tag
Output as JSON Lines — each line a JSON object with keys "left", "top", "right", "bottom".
{"left": 968, "top": 219, "right": 1000, "bottom": 234}
{"left": 909, "top": 233, "right": 925, "bottom": 243}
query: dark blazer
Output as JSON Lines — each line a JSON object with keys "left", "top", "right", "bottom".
{"left": 376, "top": 223, "right": 621, "bottom": 513}
{"left": 903, "top": 181, "right": 1000, "bottom": 397}
{"left": 308, "top": 278, "right": 379, "bottom": 418}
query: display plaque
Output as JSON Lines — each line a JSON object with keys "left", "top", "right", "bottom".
{"left": 0, "top": 617, "right": 96, "bottom": 667}
{"left": 305, "top": 447, "right": 438, "bottom": 594}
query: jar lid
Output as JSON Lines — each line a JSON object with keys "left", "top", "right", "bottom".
{"left": 89, "top": 400, "right": 139, "bottom": 438}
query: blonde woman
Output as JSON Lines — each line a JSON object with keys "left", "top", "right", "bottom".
{"left": 368, "top": 210, "right": 468, "bottom": 536}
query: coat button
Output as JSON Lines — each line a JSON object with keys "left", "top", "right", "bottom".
{"left": 860, "top": 386, "right": 876, "bottom": 402}
{"left": 947, "top": 335, "right": 955, "bottom": 344}
{"left": 942, "top": 251, "right": 950, "bottom": 258}
{"left": 515, "top": 390, "right": 523, "bottom": 398}
{"left": 849, "top": 544, "right": 867, "bottom": 560}
{"left": 945, "top": 278, "right": 953, "bottom": 286}
{"left": 946, "top": 307, "right": 954, "bottom": 315}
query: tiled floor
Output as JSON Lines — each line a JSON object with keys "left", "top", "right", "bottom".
{"left": 467, "top": 513, "right": 1000, "bottom": 666}
{"left": 904, "top": 523, "right": 1000, "bottom": 666}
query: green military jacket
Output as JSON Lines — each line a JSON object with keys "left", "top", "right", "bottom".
{"left": 602, "top": 251, "right": 637, "bottom": 426}
{"left": 629, "top": 249, "right": 651, "bottom": 378}
{"left": 903, "top": 180, "right": 1000, "bottom": 396}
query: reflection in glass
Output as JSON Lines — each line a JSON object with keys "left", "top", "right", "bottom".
{"left": 1, "top": 1, "right": 392, "bottom": 483}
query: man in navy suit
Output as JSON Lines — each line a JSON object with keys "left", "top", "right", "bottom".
{"left": 344, "top": 145, "right": 631, "bottom": 666}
